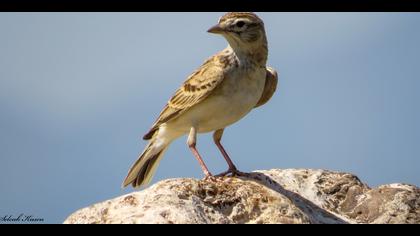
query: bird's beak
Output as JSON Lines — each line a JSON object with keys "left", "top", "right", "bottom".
{"left": 207, "top": 24, "right": 225, "bottom": 34}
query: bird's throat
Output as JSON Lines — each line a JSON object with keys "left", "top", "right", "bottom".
{"left": 226, "top": 39, "right": 268, "bottom": 67}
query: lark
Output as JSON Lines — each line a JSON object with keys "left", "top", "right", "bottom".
{"left": 123, "top": 12, "right": 278, "bottom": 188}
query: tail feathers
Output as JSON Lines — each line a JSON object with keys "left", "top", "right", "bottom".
{"left": 122, "top": 138, "right": 169, "bottom": 188}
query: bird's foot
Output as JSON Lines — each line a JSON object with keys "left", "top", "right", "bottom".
{"left": 215, "top": 168, "right": 247, "bottom": 178}
{"left": 203, "top": 173, "right": 220, "bottom": 183}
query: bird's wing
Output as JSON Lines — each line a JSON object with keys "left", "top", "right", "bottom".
{"left": 143, "top": 55, "right": 226, "bottom": 140}
{"left": 254, "top": 66, "right": 278, "bottom": 108}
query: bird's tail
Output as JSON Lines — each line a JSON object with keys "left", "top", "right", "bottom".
{"left": 122, "top": 131, "right": 170, "bottom": 188}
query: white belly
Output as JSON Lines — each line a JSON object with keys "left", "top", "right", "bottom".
{"left": 167, "top": 68, "right": 266, "bottom": 134}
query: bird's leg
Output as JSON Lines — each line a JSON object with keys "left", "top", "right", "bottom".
{"left": 187, "top": 126, "right": 213, "bottom": 178}
{"left": 213, "top": 129, "right": 246, "bottom": 177}
{"left": 213, "top": 129, "right": 237, "bottom": 171}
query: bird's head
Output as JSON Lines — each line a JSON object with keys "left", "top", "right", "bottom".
{"left": 207, "top": 12, "right": 267, "bottom": 55}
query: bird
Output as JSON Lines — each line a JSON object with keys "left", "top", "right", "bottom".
{"left": 123, "top": 12, "right": 278, "bottom": 188}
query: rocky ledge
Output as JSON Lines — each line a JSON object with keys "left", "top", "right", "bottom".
{"left": 64, "top": 169, "right": 419, "bottom": 224}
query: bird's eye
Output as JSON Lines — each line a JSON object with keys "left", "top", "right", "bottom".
{"left": 236, "top": 21, "right": 245, "bottom": 28}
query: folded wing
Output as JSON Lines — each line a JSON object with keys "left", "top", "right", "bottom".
{"left": 254, "top": 66, "right": 278, "bottom": 108}
{"left": 143, "top": 56, "right": 226, "bottom": 140}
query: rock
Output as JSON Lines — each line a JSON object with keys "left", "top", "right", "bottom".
{"left": 64, "top": 169, "right": 419, "bottom": 224}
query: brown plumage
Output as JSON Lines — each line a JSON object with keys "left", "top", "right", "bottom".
{"left": 255, "top": 67, "right": 278, "bottom": 108}
{"left": 124, "top": 12, "right": 278, "bottom": 188}
{"left": 143, "top": 56, "right": 226, "bottom": 140}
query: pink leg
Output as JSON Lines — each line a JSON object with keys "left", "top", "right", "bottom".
{"left": 213, "top": 129, "right": 245, "bottom": 177}
{"left": 189, "top": 144, "right": 212, "bottom": 177}
{"left": 187, "top": 127, "right": 212, "bottom": 177}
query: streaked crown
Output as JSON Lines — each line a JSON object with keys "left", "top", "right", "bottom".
{"left": 207, "top": 12, "right": 268, "bottom": 65}
{"left": 218, "top": 12, "right": 264, "bottom": 26}
{"left": 209, "top": 12, "right": 266, "bottom": 46}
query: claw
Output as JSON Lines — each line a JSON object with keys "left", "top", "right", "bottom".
{"left": 215, "top": 168, "right": 247, "bottom": 177}
{"left": 203, "top": 175, "right": 219, "bottom": 182}
{"left": 215, "top": 170, "right": 231, "bottom": 178}
{"left": 232, "top": 170, "right": 247, "bottom": 177}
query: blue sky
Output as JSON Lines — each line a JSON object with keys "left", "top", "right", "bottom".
{"left": 0, "top": 13, "right": 419, "bottom": 223}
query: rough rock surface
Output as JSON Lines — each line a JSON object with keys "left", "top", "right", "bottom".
{"left": 64, "top": 169, "right": 419, "bottom": 224}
